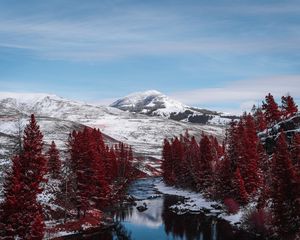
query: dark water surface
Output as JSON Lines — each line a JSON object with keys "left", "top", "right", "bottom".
{"left": 65, "top": 178, "right": 261, "bottom": 240}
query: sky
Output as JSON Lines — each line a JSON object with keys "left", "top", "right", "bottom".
{"left": 0, "top": 0, "right": 300, "bottom": 114}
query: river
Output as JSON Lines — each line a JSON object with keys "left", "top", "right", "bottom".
{"left": 64, "top": 178, "right": 262, "bottom": 240}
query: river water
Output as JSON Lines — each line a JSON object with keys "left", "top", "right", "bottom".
{"left": 65, "top": 178, "right": 262, "bottom": 240}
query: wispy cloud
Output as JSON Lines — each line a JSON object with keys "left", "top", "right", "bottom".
{"left": 170, "top": 75, "right": 300, "bottom": 114}
{"left": 0, "top": 1, "right": 300, "bottom": 61}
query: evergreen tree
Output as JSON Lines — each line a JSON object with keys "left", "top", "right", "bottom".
{"left": 69, "top": 127, "right": 111, "bottom": 216}
{"left": 262, "top": 93, "right": 281, "bottom": 126}
{"left": 0, "top": 156, "right": 23, "bottom": 238}
{"left": 252, "top": 107, "right": 267, "bottom": 132}
{"left": 171, "top": 137, "right": 184, "bottom": 187}
{"left": 47, "top": 141, "right": 61, "bottom": 179}
{"left": 270, "top": 132, "right": 300, "bottom": 237}
{"left": 232, "top": 168, "right": 249, "bottom": 205}
{"left": 281, "top": 95, "right": 298, "bottom": 118}
{"left": 185, "top": 136, "right": 199, "bottom": 189}
{"left": 197, "top": 135, "right": 213, "bottom": 193}
{"left": 0, "top": 114, "right": 47, "bottom": 239}
{"left": 291, "top": 133, "right": 300, "bottom": 175}
{"left": 215, "top": 154, "right": 234, "bottom": 200}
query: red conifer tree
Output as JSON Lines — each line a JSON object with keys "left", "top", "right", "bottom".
{"left": 0, "top": 114, "right": 47, "bottom": 239}
{"left": 215, "top": 154, "right": 234, "bottom": 200}
{"left": 47, "top": 141, "right": 61, "bottom": 179}
{"left": 196, "top": 135, "right": 213, "bottom": 193}
{"left": 252, "top": 107, "right": 267, "bottom": 132}
{"left": 184, "top": 136, "right": 199, "bottom": 188}
{"left": 162, "top": 139, "right": 172, "bottom": 184}
{"left": 281, "top": 95, "right": 298, "bottom": 118}
{"left": 233, "top": 168, "right": 249, "bottom": 205}
{"left": 171, "top": 137, "right": 184, "bottom": 187}
{"left": 69, "top": 127, "right": 111, "bottom": 216}
{"left": 291, "top": 133, "right": 300, "bottom": 175}
{"left": 262, "top": 93, "right": 281, "bottom": 126}
{"left": 270, "top": 132, "right": 300, "bottom": 237}
{"left": 0, "top": 156, "right": 23, "bottom": 238}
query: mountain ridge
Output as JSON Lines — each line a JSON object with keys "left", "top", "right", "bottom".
{"left": 110, "top": 90, "right": 237, "bottom": 125}
{"left": 0, "top": 92, "right": 225, "bottom": 180}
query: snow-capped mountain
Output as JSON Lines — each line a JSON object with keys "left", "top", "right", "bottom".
{"left": 0, "top": 92, "right": 225, "bottom": 179}
{"left": 110, "top": 90, "right": 237, "bottom": 125}
{"left": 110, "top": 90, "right": 187, "bottom": 116}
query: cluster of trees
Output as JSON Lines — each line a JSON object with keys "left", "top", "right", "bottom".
{"left": 0, "top": 114, "right": 134, "bottom": 239}
{"left": 161, "top": 131, "right": 223, "bottom": 195}
{"left": 0, "top": 115, "right": 51, "bottom": 239}
{"left": 252, "top": 93, "right": 298, "bottom": 130}
{"left": 162, "top": 93, "right": 300, "bottom": 238}
{"left": 67, "top": 127, "right": 134, "bottom": 217}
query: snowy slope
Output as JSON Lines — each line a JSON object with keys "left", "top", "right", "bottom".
{"left": 0, "top": 92, "right": 226, "bottom": 201}
{"left": 110, "top": 90, "right": 237, "bottom": 125}
{"left": 0, "top": 92, "right": 225, "bottom": 158}
{"left": 0, "top": 92, "right": 226, "bottom": 192}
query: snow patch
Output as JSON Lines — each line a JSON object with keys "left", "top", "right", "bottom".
{"left": 154, "top": 180, "right": 243, "bottom": 225}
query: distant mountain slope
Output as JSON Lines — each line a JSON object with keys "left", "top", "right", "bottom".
{"left": 0, "top": 92, "right": 225, "bottom": 181}
{"left": 110, "top": 90, "right": 237, "bottom": 125}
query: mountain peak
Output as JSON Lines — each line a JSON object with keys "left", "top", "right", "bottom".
{"left": 110, "top": 90, "right": 186, "bottom": 116}
{"left": 110, "top": 90, "right": 236, "bottom": 125}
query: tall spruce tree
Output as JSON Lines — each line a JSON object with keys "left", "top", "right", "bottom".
{"left": 281, "top": 95, "right": 298, "bottom": 118}
{"left": 262, "top": 93, "right": 281, "bottom": 126}
{"left": 0, "top": 114, "right": 47, "bottom": 239}
{"left": 47, "top": 141, "right": 61, "bottom": 179}
{"left": 270, "top": 132, "right": 300, "bottom": 237}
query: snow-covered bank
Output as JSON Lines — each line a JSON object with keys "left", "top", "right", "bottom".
{"left": 154, "top": 179, "right": 243, "bottom": 225}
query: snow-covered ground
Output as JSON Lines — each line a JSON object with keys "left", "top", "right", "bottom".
{"left": 154, "top": 179, "right": 243, "bottom": 225}
{"left": 0, "top": 92, "right": 225, "bottom": 160}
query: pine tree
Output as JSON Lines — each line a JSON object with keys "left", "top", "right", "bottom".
{"left": 291, "top": 133, "right": 300, "bottom": 175}
{"left": 252, "top": 107, "right": 267, "bottom": 132}
{"left": 0, "top": 114, "right": 47, "bottom": 239}
{"left": 232, "top": 168, "right": 249, "bottom": 205}
{"left": 262, "top": 93, "right": 281, "bottom": 126}
{"left": 171, "top": 137, "right": 184, "bottom": 187}
{"left": 196, "top": 135, "right": 213, "bottom": 194}
{"left": 69, "top": 127, "right": 112, "bottom": 216}
{"left": 270, "top": 132, "right": 300, "bottom": 237}
{"left": 0, "top": 156, "right": 23, "bottom": 238}
{"left": 281, "top": 95, "right": 298, "bottom": 118}
{"left": 235, "top": 115, "right": 261, "bottom": 195}
{"left": 226, "top": 121, "right": 240, "bottom": 170}
{"left": 185, "top": 136, "right": 199, "bottom": 189}
{"left": 215, "top": 154, "right": 234, "bottom": 200}
{"left": 47, "top": 141, "right": 61, "bottom": 179}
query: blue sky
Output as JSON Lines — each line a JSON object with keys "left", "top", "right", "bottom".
{"left": 0, "top": 0, "right": 300, "bottom": 113}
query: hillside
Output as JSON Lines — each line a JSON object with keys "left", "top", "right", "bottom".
{"left": 0, "top": 92, "right": 225, "bottom": 179}
{"left": 110, "top": 90, "right": 238, "bottom": 125}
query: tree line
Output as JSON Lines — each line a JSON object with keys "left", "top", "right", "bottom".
{"left": 0, "top": 114, "right": 135, "bottom": 239}
{"left": 162, "top": 93, "right": 300, "bottom": 239}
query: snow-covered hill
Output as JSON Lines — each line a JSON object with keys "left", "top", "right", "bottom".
{"left": 110, "top": 90, "right": 237, "bottom": 125}
{"left": 0, "top": 92, "right": 225, "bottom": 179}
{"left": 111, "top": 90, "right": 187, "bottom": 116}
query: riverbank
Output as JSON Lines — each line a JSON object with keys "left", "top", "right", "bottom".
{"left": 46, "top": 178, "right": 261, "bottom": 239}
{"left": 154, "top": 178, "right": 244, "bottom": 225}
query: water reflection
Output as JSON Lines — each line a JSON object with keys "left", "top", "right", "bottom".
{"left": 63, "top": 178, "right": 261, "bottom": 240}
